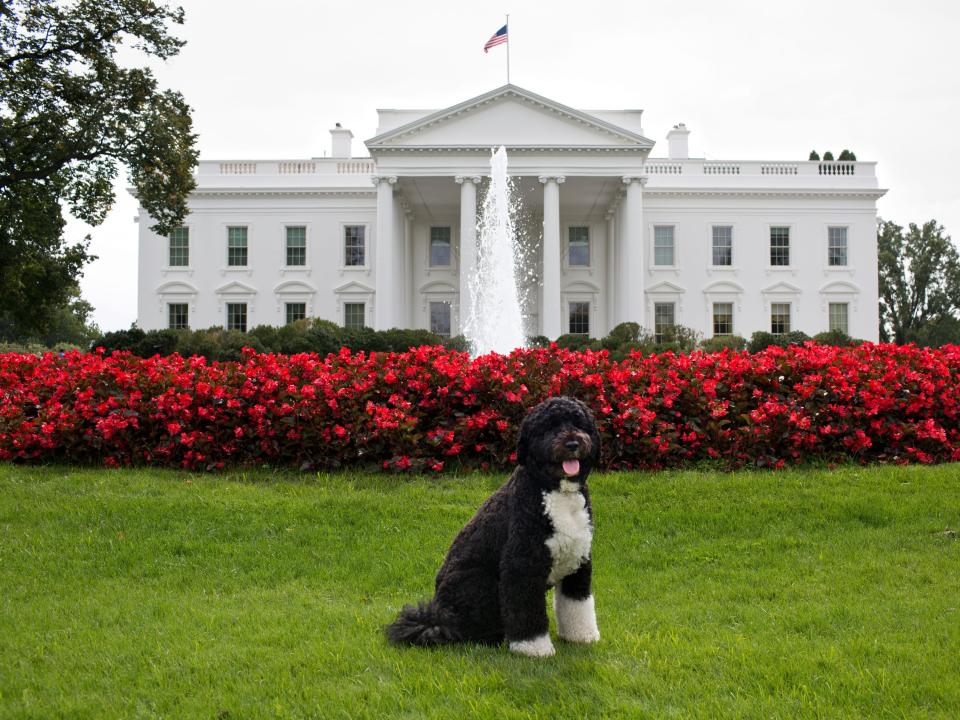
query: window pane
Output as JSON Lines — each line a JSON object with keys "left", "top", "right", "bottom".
{"left": 829, "top": 303, "right": 849, "bottom": 334}
{"left": 654, "top": 302, "right": 675, "bottom": 342}
{"left": 285, "top": 302, "right": 306, "bottom": 324}
{"left": 654, "top": 226, "right": 675, "bottom": 266}
{"left": 226, "top": 303, "right": 247, "bottom": 332}
{"left": 771, "top": 302, "right": 791, "bottom": 334}
{"left": 429, "top": 301, "right": 452, "bottom": 337}
{"left": 168, "top": 303, "right": 188, "bottom": 330}
{"left": 286, "top": 226, "right": 306, "bottom": 266}
{"left": 169, "top": 227, "right": 189, "bottom": 267}
{"left": 227, "top": 227, "right": 248, "bottom": 266}
{"left": 828, "top": 226, "right": 848, "bottom": 266}
{"left": 344, "top": 226, "right": 365, "bottom": 266}
{"left": 568, "top": 226, "right": 589, "bottom": 266}
{"left": 430, "top": 227, "right": 451, "bottom": 267}
{"left": 713, "top": 302, "right": 733, "bottom": 336}
{"left": 712, "top": 226, "right": 732, "bottom": 266}
{"left": 569, "top": 301, "right": 590, "bottom": 335}
{"left": 770, "top": 227, "right": 790, "bottom": 266}
{"left": 344, "top": 302, "right": 365, "bottom": 329}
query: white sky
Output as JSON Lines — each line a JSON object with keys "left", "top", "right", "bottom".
{"left": 73, "top": 0, "right": 960, "bottom": 332}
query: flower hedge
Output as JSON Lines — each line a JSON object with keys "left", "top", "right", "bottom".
{"left": 2, "top": 343, "right": 959, "bottom": 471}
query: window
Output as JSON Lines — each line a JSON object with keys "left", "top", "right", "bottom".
{"left": 344, "top": 225, "right": 365, "bottom": 267}
{"left": 286, "top": 226, "right": 306, "bottom": 266}
{"left": 227, "top": 226, "right": 248, "bottom": 267}
{"left": 568, "top": 226, "right": 589, "bottom": 267}
{"left": 226, "top": 302, "right": 247, "bottom": 332}
{"left": 285, "top": 302, "right": 306, "bottom": 324}
{"left": 429, "top": 301, "right": 452, "bottom": 337}
{"left": 430, "top": 227, "right": 451, "bottom": 267}
{"left": 344, "top": 302, "right": 365, "bottom": 329}
{"left": 654, "top": 226, "right": 675, "bottom": 266}
{"left": 712, "top": 226, "right": 732, "bottom": 266}
{"left": 168, "top": 303, "right": 188, "bottom": 330}
{"left": 829, "top": 303, "right": 849, "bottom": 334}
{"left": 713, "top": 302, "right": 733, "bottom": 336}
{"left": 770, "top": 227, "right": 790, "bottom": 266}
{"left": 654, "top": 302, "right": 675, "bottom": 342}
{"left": 569, "top": 301, "right": 590, "bottom": 335}
{"left": 828, "top": 227, "right": 848, "bottom": 266}
{"left": 168, "top": 227, "right": 189, "bottom": 267}
{"left": 771, "top": 303, "right": 791, "bottom": 335}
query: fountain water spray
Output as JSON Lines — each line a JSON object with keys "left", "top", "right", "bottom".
{"left": 464, "top": 146, "right": 526, "bottom": 356}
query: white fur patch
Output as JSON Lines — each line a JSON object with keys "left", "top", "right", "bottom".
{"left": 554, "top": 592, "right": 600, "bottom": 643}
{"left": 509, "top": 633, "right": 556, "bottom": 657}
{"left": 542, "top": 489, "right": 592, "bottom": 587}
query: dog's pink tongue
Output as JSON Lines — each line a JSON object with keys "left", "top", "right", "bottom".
{"left": 562, "top": 459, "right": 580, "bottom": 476}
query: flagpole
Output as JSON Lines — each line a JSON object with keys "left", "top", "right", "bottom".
{"left": 506, "top": 14, "right": 510, "bottom": 84}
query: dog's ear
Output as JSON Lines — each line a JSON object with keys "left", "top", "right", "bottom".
{"left": 574, "top": 399, "right": 602, "bottom": 463}
{"left": 516, "top": 413, "right": 531, "bottom": 466}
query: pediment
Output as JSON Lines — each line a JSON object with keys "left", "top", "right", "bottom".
{"left": 819, "top": 280, "right": 860, "bottom": 294}
{"left": 645, "top": 280, "right": 686, "bottom": 294}
{"left": 419, "top": 280, "right": 457, "bottom": 294}
{"left": 273, "top": 280, "right": 316, "bottom": 295}
{"left": 215, "top": 281, "right": 257, "bottom": 295}
{"left": 564, "top": 280, "right": 601, "bottom": 293}
{"left": 334, "top": 280, "right": 374, "bottom": 295}
{"left": 703, "top": 280, "right": 745, "bottom": 294}
{"left": 366, "top": 85, "right": 655, "bottom": 151}
{"left": 761, "top": 281, "right": 802, "bottom": 295}
{"left": 156, "top": 280, "right": 197, "bottom": 295}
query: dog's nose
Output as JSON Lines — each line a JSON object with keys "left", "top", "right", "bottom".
{"left": 564, "top": 439, "right": 580, "bottom": 452}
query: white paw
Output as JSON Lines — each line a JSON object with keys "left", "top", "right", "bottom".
{"left": 555, "top": 593, "right": 600, "bottom": 644}
{"left": 509, "top": 633, "right": 556, "bottom": 657}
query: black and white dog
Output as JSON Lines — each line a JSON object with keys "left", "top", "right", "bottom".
{"left": 386, "top": 396, "right": 601, "bottom": 657}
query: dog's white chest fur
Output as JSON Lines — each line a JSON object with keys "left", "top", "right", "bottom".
{"left": 542, "top": 488, "right": 592, "bottom": 586}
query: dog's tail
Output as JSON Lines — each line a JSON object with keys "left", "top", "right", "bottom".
{"left": 385, "top": 599, "right": 462, "bottom": 646}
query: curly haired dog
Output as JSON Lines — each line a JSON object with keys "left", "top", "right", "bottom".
{"left": 386, "top": 396, "right": 601, "bottom": 657}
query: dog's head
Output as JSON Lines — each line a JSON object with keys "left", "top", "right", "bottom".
{"left": 516, "top": 396, "right": 601, "bottom": 488}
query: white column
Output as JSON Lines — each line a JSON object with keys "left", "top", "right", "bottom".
{"left": 372, "top": 174, "right": 398, "bottom": 330}
{"left": 606, "top": 211, "right": 616, "bottom": 333}
{"left": 621, "top": 176, "right": 647, "bottom": 325}
{"left": 539, "top": 175, "right": 565, "bottom": 339}
{"left": 456, "top": 175, "right": 480, "bottom": 333}
{"left": 403, "top": 210, "right": 414, "bottom": 328}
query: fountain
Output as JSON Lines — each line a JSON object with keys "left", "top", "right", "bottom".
{"left": 464, "top": 146, "right": 527, "bottom": 356}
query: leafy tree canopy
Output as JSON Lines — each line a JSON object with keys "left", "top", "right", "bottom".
{"left": 0, "top": 0, "right": 197, "bottom": 339}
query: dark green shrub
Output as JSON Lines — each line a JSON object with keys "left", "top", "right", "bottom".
{"left": 808, "top": 150, "right": 820, "bottom": 161}
{"left": 98, "top": 326, "right": 146, "bottom": 354}
{"left": 443, "top": 335, "right": 471, "bottom": 352}
{"left": 700, "top": 335, "right": 747, "bottom": 353}
{"left": 813, "top": 330, "right": 858, "bottom": 347}
{"left": 785, "top": 330, "right": 811, "bottom": 346}
{"left": 607, "top": 322, "right": 641, "bottom": 345}
{"left": 526, "top": 335, "right": 551, "bottom": 348}
{"left": 748, "top": 331, "right": 780, "bottom": 353}
{"left": 655, "top": 324, "right": 701, "bottom": 353}
{"left": 823, "top": 151, "right": 835, "bottom": 161}
{"left": 555, "top": 333, "right": 592, "bottom": 350}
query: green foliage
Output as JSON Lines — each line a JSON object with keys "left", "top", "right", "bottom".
{"left": 654, "top": 324, "right": 702, "bottom": 354}
{"left": 904, "top": 314, "right": 960, "bottom": 348}
{"left": 878, "top": 219, "right": 960, "bottom": 344}
{"left": 699, "top": 334, "right": 747, "bottom": 353}
{"left": 823, "top": 151, "right": 835, "bottom": 161}
{"left": 525, "top": 335, "right": 551, "bottom": 349}
{"left": 606, "top": 322, "right": 641, "bottom": 344}
{"left": 555, "top": 333, "right": 593, "bottom": 350}
{"left": 808, "top": 150, "right": 821, "bottom": 161}
{"left": 0, "top": 0, "right": 198, "bottom": 342}
{"left": 837, "top": 149, "right": 857, "bottom": 161}
{"left": 812, "top": 330, "right": 860, "bottom": 347}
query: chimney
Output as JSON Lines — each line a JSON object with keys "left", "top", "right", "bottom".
{"left": 330, "top": 123, "right": 353, "bottom": 159}
{"left": 667, "top": 123, "right": 690, "bottom": 160}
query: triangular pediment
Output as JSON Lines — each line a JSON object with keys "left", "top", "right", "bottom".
{"left": 366, "top": 85, "right": 655, "bottom": 151}
{"left": 761, "top": 281, "right": 802, "bottom": 295}
{"left": 215, "top": 281, "right": 257, "bottom": 296}
{"left": 645, "top": 281, "right": 686, "bottom": 294}
{"left": 333, "top": 280, "right": 374, "bottom": 295}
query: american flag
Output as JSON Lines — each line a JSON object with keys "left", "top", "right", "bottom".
{"left": 483, "top": 25, "right": 508, "bottom": 53}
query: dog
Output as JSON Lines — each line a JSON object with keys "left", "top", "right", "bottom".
{"left": 385, "top": 396, "right": 601, "bottom": 657}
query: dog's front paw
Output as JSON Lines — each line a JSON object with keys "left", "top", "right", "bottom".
{"left": 555, "top": 593, "right": 600, "bottom": 644}
{"left": 509, "top": 633, "right": 556, "bottom": 657}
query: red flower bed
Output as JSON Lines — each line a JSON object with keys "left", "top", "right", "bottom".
{"left": 2, "top": 344, "right": 959, "bottom": 471}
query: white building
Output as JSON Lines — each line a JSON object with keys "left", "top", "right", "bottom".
{"left": 137, "top": 84, "right": 886, "bottom": 342}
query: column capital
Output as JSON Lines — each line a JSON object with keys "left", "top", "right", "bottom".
{"left": 371, "top": 174, "right": 398, "bottom": 186}
{"left": 621, "top": 175, "right": 648, "bottom": 186}
{"left": 454, "top": 175, "right": 482, "bottom": 185}
{"left": 538, "top": 175, "right": 566, "bottom": 184}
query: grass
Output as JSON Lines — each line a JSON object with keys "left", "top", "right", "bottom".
{"left": 0, "top": 463, "right": 958, "bottom": 719}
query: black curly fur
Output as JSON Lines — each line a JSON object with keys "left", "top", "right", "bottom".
{"left": 385, "top": 396, "right": 601, "bottom": 648}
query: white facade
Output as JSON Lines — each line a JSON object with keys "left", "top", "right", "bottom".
{"left": 137, "top": 85, "right": 886, "bottom": 342}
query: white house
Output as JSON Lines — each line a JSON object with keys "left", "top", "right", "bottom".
{"left": 136, "top": 84, "right": 885, "bottom": 342}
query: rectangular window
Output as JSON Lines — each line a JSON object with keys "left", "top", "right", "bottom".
{"left": 226, "top": 302, "right": 247, "bottom": 332}
{"left": 430, "top": 227, "right": 451, "bottom": 267}
{"left": 654, "top": 302, "right": 675, "bottom": 343}
{"left": 227, "top": 226, "right": 248, "bottom": 267}
{"left": 712, "top": 225, "right": 732, "bottom": 266}
{"left": 568, "top": 226, "right": 590, "bottom": 267}
{"left": 828, "top": 226, "right": 848, "bottom": 266}
{"left": 654, "top": 226, "right": 675, "bottom": 266}
{"left": 770, "top": 227, "right": 790, "bottom": 266}
{"left": 344, "top": 225, "right": 365, "bottom": 267}
{"left": 713, "top": 302, "right": 733, "bottom": 336}
{"left": 285, "top": 226, "right": 306, "bottom": 266}
{"left": 344, "top": 302, "right": 365, "bottom": 329}
{"left": 569, "top": 301, "right": 590, "bottom": 335}
{"left": 168, "top": 227, "right": 189, "bottom": 267}
{"left": 771, "top": 302, "right": 791, "bottom": 335}
{"left": 829, "top": 302, "right": 849, "bottom": 334}
{"left": 168, "top": 303, "right": 188, "bottom": 330}
{"left": 429, "top": 301, "right": 452, "bottom": 337}
{"left": 285, "top": 302, "right": 306, "bottom": 324}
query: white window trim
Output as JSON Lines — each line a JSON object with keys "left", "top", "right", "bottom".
{"left": 166, "top": 301, "right": 191, "bottom": 330}
{"left": 823, "top": 223, "right": 856, "bottom": 276}
{"left": 340, "top": 222, "right": 371, "bottom": 274}
{"left": 652, "top": 300, "right": 678, "bottom": 339}
{"left": 334, "top": 281, "right": 375, "bottom": 323}
{"left": 273, "top": 280, "right": 317, "bottom": 316}
{"left": 644, "top": 281, "right": 685, "bottom": 331}
{"left": 566, "top": 298, "right": 593, "bottom": 335}
{"left": 220, "top": 223, "right": 253, "bottom": 276}
{"left": 702, "top": 281, "right": 744, "bottom": 339}
{"left": 766, "top": 223, "right": 796, "bottom": 275}
{"left": 281, "top": 223, "right": 312, "bottom": 275}
{"left": 420, "top": 281, "right": 459, "bottom": 334}
{"left": 649, "top": 223, "right": 680, "bottom": 273}
{"left": 427, "top": 224, "right": 457, "bottom": 272}
{"left": 163, "top": 223, "right": 194, "bottom": 276}
{"left": 155, "top": 281, "right": 198, "bottom": 317}
{"left": 563, "top": 223, "right": 592, "bottom": 272}
{"left": 710, "top": 301, "right": 736, "bottom": 337}
{"left": 826, "top": 301, "right": 851, "bottom": 334}
{"left": 428, "top": 300, "right": 454, "bottom": 337}
{"left": 707, "top": 222, "right": 738, "bottom": 273}
{"left": 769, "top": 301, "right": 793, "bottom": 335}
{"left": 343, "top": 301, "right": 367, "bottom": 330}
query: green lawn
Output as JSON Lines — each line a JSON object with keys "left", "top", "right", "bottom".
{"left": 0, "top": 464, "right": 958, "bottom": 719}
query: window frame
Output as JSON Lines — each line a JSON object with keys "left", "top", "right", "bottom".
{"left": 827, "top": 226, "right": 849, "bottom": 267}
{"left": 227, "top": 226, "right": 249, "bottom": 268}
{"left": 770, "top": 302, "right": 792, "bottom": 335}
{"left": 769, "top": 226, "right": 791, "bottom": 268}
{"left": 568, "top": 300, "right": 590, "bottom": 335}
{"left": 168, "top": 226, "right": 190, "bottom": 268}
{"left": 653, "top": 301, "right": 676, "bottom": 343}
{"left": 652, "top": 224, "right": 677, "bottom": 268}
{"left": 284, "top": 225, "right": 307, "bottom": 268}
{"left": 712, "top": 302, "right": 734, "bottom": 336}
{"left": 284, "top": 302, "right": 306, "bottom": 325}
{"left": 167, "top": 302, "right": 189, "bottom": 330}
{"left": 429, "top": 226, "right": 453, "bottom": 268}
{"left": 711, "top": 225, "right": 733, "bottom": 267}
{"left": 343, "top": 302, "right": 365, "bottom": 329}
{"left": 566, "top": 225, "right": 591, "bottom": 268}
{"left": 225, "top": 302, "right": 248, "bottom": 332}
{"left": 429, "top": 300, "right": 453, "bottom": 337}
{"left": 342, "top": 224, "right": 368, "bottom": 269}
{"left": 828, "top": 302, "right": 849, "bottom": 334}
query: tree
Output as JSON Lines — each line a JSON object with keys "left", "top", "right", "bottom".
{"left": 877, "top": 219, "right": 960, "bottom": 344}
{"left": 822, "top": 151, "right": 835, "bottom": 161}
{"left": 808, "top": 150, "right": 820, "bottom": 161}
{"left": 0, "top": 0, "right": 198, "bottom": 340}
{"left": 837, "top": 149, "right": 857, "bottom": 161}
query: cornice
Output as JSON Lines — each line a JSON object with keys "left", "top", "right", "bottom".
{"left": 191, "top": 188, "right": 376, "bottom": 198}
{"left": 643, "top": 188, "right": 888, "bottom": 200}
{"left": 367, "top": 145, "right": 652, "bottom": 154}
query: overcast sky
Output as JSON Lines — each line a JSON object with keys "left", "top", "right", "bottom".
{"left": 72, "top": 0, "right": 960, "bottom": 331}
